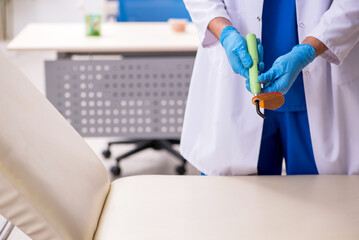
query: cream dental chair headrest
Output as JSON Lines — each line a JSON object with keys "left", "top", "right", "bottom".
{"left": 0, "top": 52, "right": 110, "bottom": 240}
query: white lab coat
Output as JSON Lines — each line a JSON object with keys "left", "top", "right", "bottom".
{"left": 180, "top": 0, "right": 359, "bottom": 175}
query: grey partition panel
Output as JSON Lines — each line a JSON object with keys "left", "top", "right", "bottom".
{"left": 45, "top": 57, "right": 194, "bottom": 138}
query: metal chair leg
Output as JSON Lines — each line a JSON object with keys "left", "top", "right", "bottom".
{"left": 115, "top": 140, "right": 153, "bottom": 162}
{"left": 0, "top": 220, "right": 8, "bottom": 236}
{"left": 0, "top": 221, "right": 14, "bottom": 240}
{"left": 157, "top": 140, "right": 186, "bottom": 162}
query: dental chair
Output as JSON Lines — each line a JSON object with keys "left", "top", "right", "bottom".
{"left": 0, "top": 52, "right": 359, "bottom": 240}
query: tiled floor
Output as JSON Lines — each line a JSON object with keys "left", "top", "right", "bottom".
{"left": 0, "top": 41, "right": 200, "bottom": 239}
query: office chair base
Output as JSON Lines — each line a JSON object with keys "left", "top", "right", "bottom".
{"left": 103, "top": 139, "right": 187, "bottom": 176}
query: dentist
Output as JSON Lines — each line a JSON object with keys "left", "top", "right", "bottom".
{"left": 180, "top": 0, "right": 359, "bottom": 175}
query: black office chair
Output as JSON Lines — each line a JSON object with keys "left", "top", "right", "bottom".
{"left": 102, "top": 0, "right": 192, "bottom": 176}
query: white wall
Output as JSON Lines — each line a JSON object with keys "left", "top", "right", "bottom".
{"left": 13, "top": 0, "right": 103, "bottom": 35}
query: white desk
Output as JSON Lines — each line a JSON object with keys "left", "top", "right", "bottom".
{"left": 7, "top": 22, "right": 199, "bottom": 54}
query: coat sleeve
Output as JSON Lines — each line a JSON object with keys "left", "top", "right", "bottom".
{"left": 308, "top": 0, "right": 359, "bottom": 65}
{"left": 183, "top": 0, "right": 231, "bottom": 47}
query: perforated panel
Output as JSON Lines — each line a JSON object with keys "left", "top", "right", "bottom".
{"left": 45, "top": 57, "right": 194, "bottom": 138}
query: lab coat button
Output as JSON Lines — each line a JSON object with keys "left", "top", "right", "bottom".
{"left": 257, "top": 16, "right": 261, "bottom": 22}
{"left": 299, "top": 23, "right": 305, "bottom": 28}
{"left": 304, "top": 71, "right": 310, "bottom": 76}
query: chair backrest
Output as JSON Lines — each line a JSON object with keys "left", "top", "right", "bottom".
{"left": 117, "top": 0, "right": 191, "bottom": 22}
{"left": 0, "top": 52, "right": 110, "bottom": 240}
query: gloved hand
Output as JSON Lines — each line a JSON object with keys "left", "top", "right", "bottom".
{"left": 220, "top": 26, "right": 264, "bottom": 79}
{"left": 255, "top": 44, "right": 316, "bottom": 95}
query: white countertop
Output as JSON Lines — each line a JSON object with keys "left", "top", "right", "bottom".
{"left": 7, "top": 22, "right": 200, "bottom": 53}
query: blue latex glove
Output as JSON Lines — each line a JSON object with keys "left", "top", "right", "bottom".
{"left": 255, "top": 44, "right": 316, "bottom": 95}
{"left": 220, "top": 26, "right": 264, "bottom": 79}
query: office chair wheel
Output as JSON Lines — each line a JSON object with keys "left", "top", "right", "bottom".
{"left": 111, "top": 166, "right": 121, "bottom": 176}
{"left": 175, "top": 166, "right": 186, "bottom": 175}
{"left": 102, "top": 149, "right": 111, "bottom": 159}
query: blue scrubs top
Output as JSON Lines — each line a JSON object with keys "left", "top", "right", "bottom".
{"left": 261, "top": 0, "right": 306, "bottom": 111}
{"left": 258, "top": 0, "right": 318, "bottom": 175}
